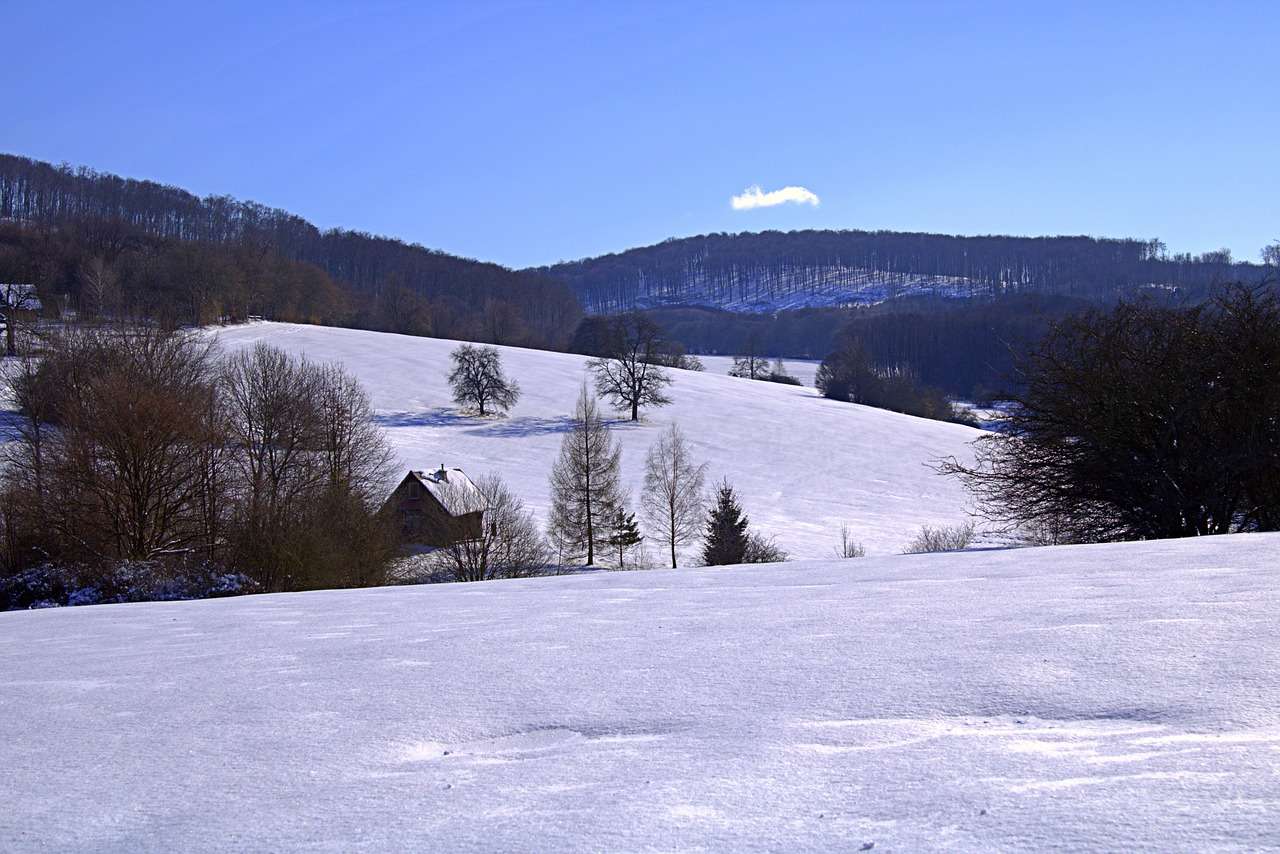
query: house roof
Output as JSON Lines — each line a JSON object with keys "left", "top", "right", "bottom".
{"left": 410, "top": 467, "right": 488, "bottom": 516}
{"left": 0, "top": 284, "right": 41, "bottom": 311}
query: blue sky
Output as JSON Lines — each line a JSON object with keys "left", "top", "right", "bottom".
{"left": 5, "top": 1, "right": 1277, "bottom": 268}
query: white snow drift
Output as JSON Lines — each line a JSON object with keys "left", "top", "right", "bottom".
{"left": 207, "top": 322, "right": 979, "bottom": 558}
{"left": 3, "top": 533, "right": 1280, "bottom": 850}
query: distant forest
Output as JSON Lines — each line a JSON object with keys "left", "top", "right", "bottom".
{"left": 3, "top": 152, "right": 1273, "bottom": 402}
{"left": 539, "top": 229, "right": 1268, "bottom": 313}
{"left": 645, "top": 295, "right": 1095, "bottom": 400}
{"left": 0, "top": 154, "right": 582, "bottom": 348}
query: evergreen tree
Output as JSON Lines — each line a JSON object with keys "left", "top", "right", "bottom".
{"left": 606, "top": 507, "right": 643, "bottom": 570}
{"left": 701, "top": 481, "right": 749, "bottom": 566}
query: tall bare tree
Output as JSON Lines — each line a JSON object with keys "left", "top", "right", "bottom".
{"left": 548, "top": 386, "right": 623, "bottom": 565}
{"left": 448, "top": 343, "right": 520, "bottom": 416}
{"left": 315, "top": 362, "right": 395, "bottom": 500}
{"left": 640, "top": 424, "right": 707, "bottom": 567}
{"left": 589, "top": 313, "right": 672, "bottom": 421}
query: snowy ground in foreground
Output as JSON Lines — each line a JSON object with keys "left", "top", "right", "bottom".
{"left": 208, "top": 323, "right": 979, "bottom": 558}
{"left": 4, "top": 533, "right": 1280, "bottom": 851}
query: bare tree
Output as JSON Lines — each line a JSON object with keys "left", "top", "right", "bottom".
{"left": 0, "top": 283, "right": 41, "bottom": 356}
{"left": 834, "top": 525, "right": 866, "bottom": 558}
{"left": 548, "top": 386, "right": 623, "bottom": 565}
{"left": 940, "top": 286, "right": 1280, "bottom": 542}
{"left": 902, "top": 522, "right": 975, "bottom": 554}
{"left": 14, "top": 328, "right": 222, "bottom": 562}
{"left": 78, "top": 256, "right": 118, "bottom": 318}
{"left": 589, "top": 313, "right": 672, "bottom": 421}
{"left": 640, "top": 423, "right": 707, "bottom": 567}
{"left": 728, "top": 331, "right": 770, "bottom": 379}
{"left": 221, "top": 344, "right": 324, "bottom": 545}
{"left": 448, "top": 343, "right": 520, "bottom": 416}
{"left": 315, "top": 362, "right": 395, "bottom": 501}
{"left": 428, "top": 474, "right": 551, "bottom": 582}
{"left": 1263, "top": 241, "right": 1280, "bottom": 268}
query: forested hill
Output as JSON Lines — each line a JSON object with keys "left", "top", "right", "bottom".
{"left": 0, "top": 154, "right": 582, "bottom": 348}
{"left": 536, "top": 229, "right": 1268, "bottom": 314}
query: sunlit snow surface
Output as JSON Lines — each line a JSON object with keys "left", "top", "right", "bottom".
{"left": 3, "top": 534, "right": 1280, "bottom": 850}
{"left": 206, "top": 323, "right": 978, "bottom": 558}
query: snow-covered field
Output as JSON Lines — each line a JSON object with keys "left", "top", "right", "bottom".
{"left": 4, "top": 533, "right": 1279, "bottom": 851}
{"left": 696, "top": 354, "right": 822, "bottom": 387}
{"left": 208, "top": 323, "right": 979, "bottom": 558}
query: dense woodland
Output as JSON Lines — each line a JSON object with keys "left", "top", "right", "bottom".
{"left": 0, "top": 154, "right": 581, "bottom": 348}
{"left": 540, "top": 229, "right": 1269, "bottom": 313}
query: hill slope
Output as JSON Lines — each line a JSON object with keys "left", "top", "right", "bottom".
{"left": 4, "top": 533, "right": 1279, "bottom": 851}
{"left": 538, "top": 230, "right": 1265, "bottom": 314}
{"left": 210, "top": 322, "right": 980, "bottom": 558}
{"left": 0, "top": 153, "right": 582, "bottom": 347}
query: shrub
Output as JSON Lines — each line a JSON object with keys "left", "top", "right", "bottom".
{"left": 835, "top": 525, "right": 866, "bottom": 558}
{"left": 903, "top": 522, "right": 975, "bottom": 554}
{"left": 743, "top": 533, "right": 788, "bottom": 564}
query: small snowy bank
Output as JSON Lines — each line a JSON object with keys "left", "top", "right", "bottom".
{"left": 3, "top": 534, "right": 1280, "bottom": 851}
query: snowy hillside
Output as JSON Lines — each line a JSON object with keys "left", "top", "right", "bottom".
{"left": 208, "top": 322, "right": 980, "bottom": 558}
{"left": 615, "top": 267, "right": 977, "bottom": 314}
{"left": 696, "top": 354, "right": 822, "bottom": 386}
{"left": 4, "top": 533, "right": 1280, "bottom": 851}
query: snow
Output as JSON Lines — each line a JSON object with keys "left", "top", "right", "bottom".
{"left": 410, "top": 467, "right": 487, "bottom": 515}
{"left": 207, "top": 322, "right": 979, "bottom": 558}
{"left": 697, "top": 355, "right": 822, "bottom": 386}
{"left": 4, "top": 533, "right": 1280, "bottom": 850}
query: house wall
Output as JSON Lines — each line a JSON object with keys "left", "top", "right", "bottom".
{"left": 387, "top": 477, "right": 484, "bottom": 547}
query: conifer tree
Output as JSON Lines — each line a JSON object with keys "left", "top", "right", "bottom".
{"left": 701, "top": 481, "right": 749, "bottom": 566}
{"left": 547, "top": 386, "right": 623, "bottom": 565}
{"left": 606, "top": 507, "right": 643, "bottom": 570}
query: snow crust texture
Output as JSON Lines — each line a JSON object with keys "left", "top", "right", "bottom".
{"left": 207, "top": 323, "right": 978, "bottom": 558}
{"left": 4, "top": 534, "right": 1280, "bottom": 851}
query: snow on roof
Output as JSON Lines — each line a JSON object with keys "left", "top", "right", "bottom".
{"left": 0, "top": 283, "right": 41, "bottom": 311}
{"left": 411, "top": 467, "right": 487, "bottom": 516}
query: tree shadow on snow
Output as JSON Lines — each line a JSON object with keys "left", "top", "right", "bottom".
{"left": 376, "top": 408, "right": 577, "bottom": 438}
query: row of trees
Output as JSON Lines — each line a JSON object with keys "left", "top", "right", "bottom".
{"left": 545, "top": 388, "right": 785, "bottom": 569}
{"left": 816, "top": 337, "right": 976, "bottom": 425}
{"left": 0, "top": 329, "right": 398, "bottom": 603}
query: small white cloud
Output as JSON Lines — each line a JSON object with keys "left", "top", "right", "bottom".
{"left": 730, "top": 184, "right": 820, "bottom": 210}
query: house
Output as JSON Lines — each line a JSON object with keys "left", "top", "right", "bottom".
{"left": 383, "top": 466, "right": 487, "bottom": 547}
{"left": 0, "top": 283, "right": 41, "bottom": 355}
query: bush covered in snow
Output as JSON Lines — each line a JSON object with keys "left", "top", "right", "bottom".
{"left": 0, "top": 560, "right": 254, "bottom": 611}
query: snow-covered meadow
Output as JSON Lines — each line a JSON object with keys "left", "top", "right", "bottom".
{"left": 4, "top": 533, "right": 1280, "bottom": 851}
{"left": 207, "top": 323, "right": 978, "bottom": 558}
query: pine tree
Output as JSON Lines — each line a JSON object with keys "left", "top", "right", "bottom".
{"left": 606, "top": 507, "right": 643, "bottom": 570}
{"left": 547, "top": 386, "right": 623, "bottom": 565}
{"left": 702, "top": 481, "right": 749, "bottom": 566}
